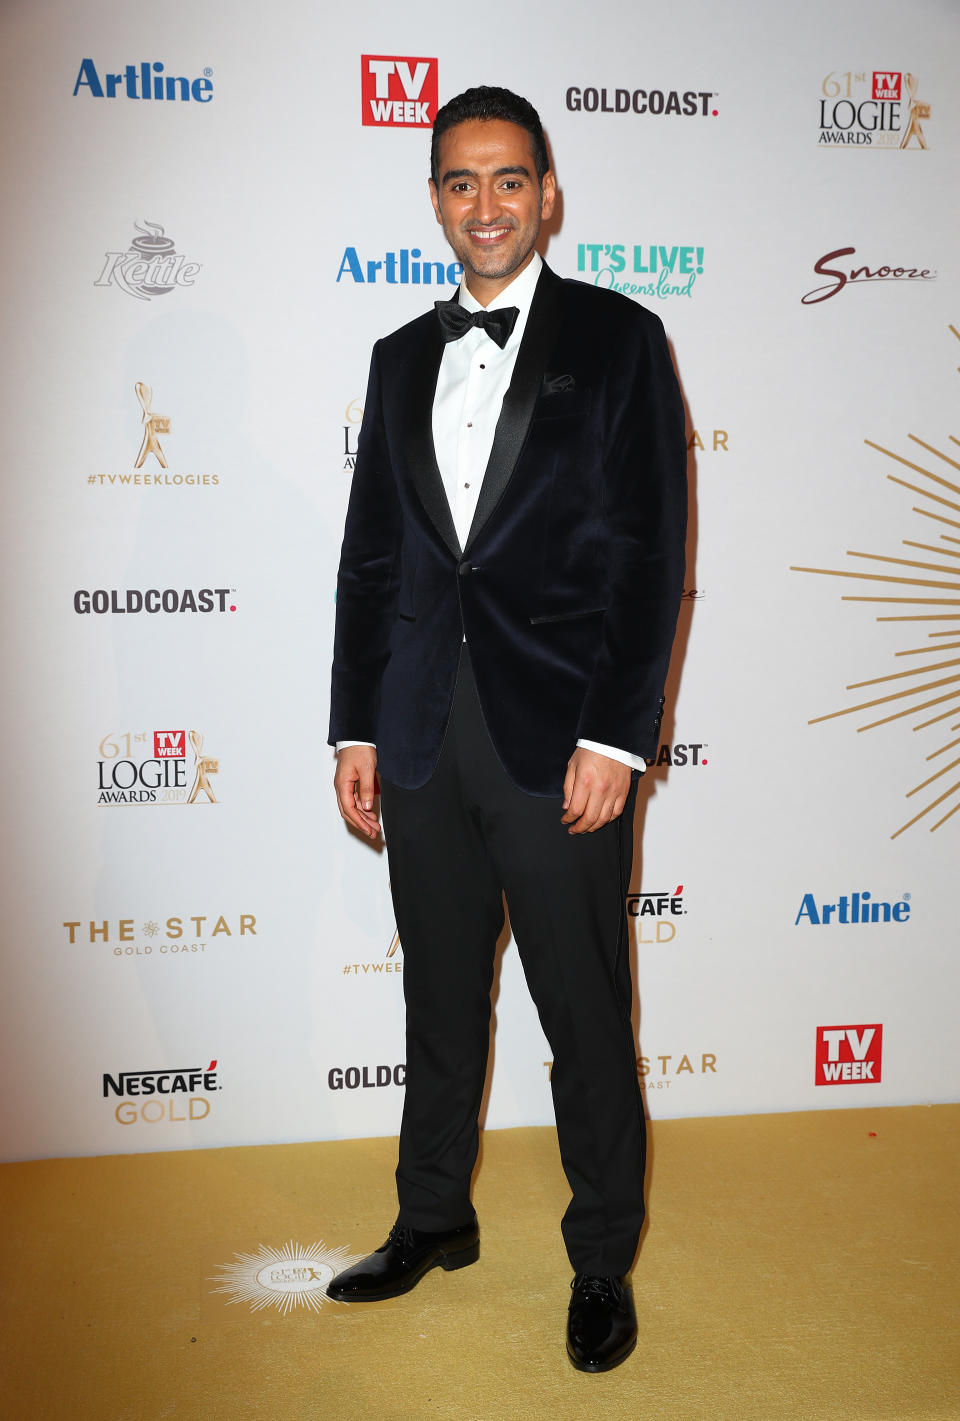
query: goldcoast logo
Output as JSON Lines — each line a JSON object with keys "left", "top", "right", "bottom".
{"left": 792, "top": 323, "right": 960, "bottom": 839}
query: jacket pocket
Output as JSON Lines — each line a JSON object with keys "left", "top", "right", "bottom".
{"left": 529, "top": 606, "right": 607, "bottom": 625}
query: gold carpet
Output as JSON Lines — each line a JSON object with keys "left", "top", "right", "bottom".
{"left": 1, "top": 1107, "right": 958, "bottom": 1420}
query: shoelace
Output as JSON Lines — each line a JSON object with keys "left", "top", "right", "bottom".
{"left": 386, "top": 1224, "right": 418, "bottom": 1254}
{"left": 571, "top": 1274, "right": 624, "bottom": 1304}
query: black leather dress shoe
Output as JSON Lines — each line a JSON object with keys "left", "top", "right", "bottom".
{"left": 566, "top": 1274, "right": 637, "bottom": 1372}
{"left": 326, "top": 1216, "right": 479, "bottom": 1302}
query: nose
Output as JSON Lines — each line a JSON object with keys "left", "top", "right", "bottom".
{"left": 472, "top": 179, "right": 502, "bottom": 226}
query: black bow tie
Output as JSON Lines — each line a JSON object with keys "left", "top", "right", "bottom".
{"left": 435, "top": 299, "right": 520, "bottom": 349}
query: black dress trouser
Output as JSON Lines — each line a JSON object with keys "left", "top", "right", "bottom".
{"left": 378, "top": 648, "right": 646, "bottom": 1276}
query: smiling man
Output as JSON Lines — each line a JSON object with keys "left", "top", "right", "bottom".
{"left": 327, "top": 86, "right": 687, "bottom": 1372}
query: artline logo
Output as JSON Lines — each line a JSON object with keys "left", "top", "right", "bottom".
{"left": 96, "top": 728, "right": 219, "bottom": 805}
{"left": 74, "top": 588, "right": 237, "bottom": 614}
{"left": 565, "top": 85, "right": 717, "bottom": 117}
{"left": 210, "top": 1241, "right": 362, "bottom": 1315}
{"left": 88, "top": 382, "right": 220, "bottom": 490}
{"left": 817, "top": 70, "right": 929, "bottom": 147}
{"left": 546, "top": 1050, "right": 717, "bottom": 1093}
{"left": 646, "top": 742, "right": 708, "bottom": 768}
{"left": 343, "top": 398, "right": 363, "bottom": 471}
{"left": 73, "top": 59, "right": 213, "bottom": 102}
{"left": 795, "top": 891, "right": 911, "bottom": 925}
{"left": 361, "top": 56, "right": 438, "bottom": 127}
{"left": 815, "top": 1025, "right": 882, "bottom": 1085}
{"left": 337, "top": 246, "right": 463, "bottom": 286}
{"left": 627, "top": 884, "right": 685, "bottom": 943}
{"left": 801, "top": 247, "right": 936, "bottom": 305}
{"left": 104, "top": 1059, "right": 219, "bottom": 1124}
{"left": 62, "top": 913, "right": 258, "bottom": 958}
{"left": 328, "top": 1064, "right": 405, "bottom": 1090}
{"left": 94, "top": 221, "right": 200, "bottom": 302}
{"left": 577, "top": 242, "right": 704, "bottom": 301}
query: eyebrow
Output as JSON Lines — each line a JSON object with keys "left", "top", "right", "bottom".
{"left": 441, "top": 165, "right": 532, "bottom": 184}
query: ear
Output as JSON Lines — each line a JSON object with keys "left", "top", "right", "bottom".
{"left": 428, "top": 179, "right": 443, "bottom": 225}
{"left": 540, "top": 169, "right": 557, "bottom": 222}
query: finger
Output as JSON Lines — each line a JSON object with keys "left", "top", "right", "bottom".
{"left": 567, "top": 784, "right": 605, "bottom": 834}
{"left": 357, "top": 763, "right": 377, "bottom": 812}
{"left": 562, "top": 759, "right": 577, "bottom": 811}
{"left": 335, "top": 768, "right": 380, "bottom": 838}
{"left": 560, "top": 772, "right": 590, "bottom": 824}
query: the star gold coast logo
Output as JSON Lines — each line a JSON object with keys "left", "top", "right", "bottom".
{"left": 791, "top": 324, "right": 960, "bottom": 839}
{"left": 210, "top": 1241, "right": 362, "bottom": 1314}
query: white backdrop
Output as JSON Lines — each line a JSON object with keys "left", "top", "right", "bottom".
{"left": 1, "top": 0, "right": 957, "bottom": 1162}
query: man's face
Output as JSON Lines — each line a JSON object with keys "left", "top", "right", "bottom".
{"left": 429, "top": 118, "right": 556, "bottom": 302}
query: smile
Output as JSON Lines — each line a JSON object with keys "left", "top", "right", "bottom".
{"left": 468, "top": 228, "right": 512, "bottom": 242}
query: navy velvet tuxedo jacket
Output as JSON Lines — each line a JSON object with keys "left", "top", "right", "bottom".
{"left": 328, "top": 263, "right": 687, "bottom": 796}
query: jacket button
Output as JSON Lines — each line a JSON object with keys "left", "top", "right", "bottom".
{"left": 458, "top": 563, "right": 471, "bottom": 577}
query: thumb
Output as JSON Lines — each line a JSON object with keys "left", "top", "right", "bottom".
{"left": 358, "top": 761, "right": 377, "bottom": 811}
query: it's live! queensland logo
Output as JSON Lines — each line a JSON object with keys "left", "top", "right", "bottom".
{"left": 361, "top": 56, "right": 437, "bottom": 127}
{"left": 577, "top": 243, "right": 704, "bottom": 301}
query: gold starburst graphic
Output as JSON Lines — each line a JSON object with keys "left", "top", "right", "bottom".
{"left": 791, "top": 324, "right": 960, "bottom": 839}
{"left": 209, "top": 1240, "right": 360, "bottom": 1315}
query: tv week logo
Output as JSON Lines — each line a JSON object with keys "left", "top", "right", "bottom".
{"left": 361, "top": 56, "right": 437, "bottom": 127}
{"left": 154, "top": 731, "right": 185, "bottom": 759}
{"left": 872, "top": 72, "right": 901, "bottom": 100}
{"left": 815, "top": 1025, "right": 882, "bottom": 1085}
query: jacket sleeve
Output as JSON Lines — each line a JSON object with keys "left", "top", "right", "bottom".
{"left": 575, "top": 310, "right": 687, "bottom": 760}
{"left": 328, "top": 341, "right": 402, "bottom": 746}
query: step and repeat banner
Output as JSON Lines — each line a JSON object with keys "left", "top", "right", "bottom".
{"left": 1, "top": 0, "right": 957, "bottom": 1161}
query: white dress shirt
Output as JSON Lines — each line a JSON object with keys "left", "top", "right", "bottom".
{"left": 339, "top": 251, "right": 645, "bottom": 775}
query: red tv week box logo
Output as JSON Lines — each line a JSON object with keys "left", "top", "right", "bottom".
{"left": 361, "top": 56, "right": 438, "bottom": 127}
{"left": 815, "top": 1024, "right": 882, "bottom": 1085}
{"left": 154, "top": 730, "right": 186, "bottom": 759}
{"left": 872, "top": 71, "right": 901, "bottom": 100}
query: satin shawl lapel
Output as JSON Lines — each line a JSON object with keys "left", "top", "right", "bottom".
{"left": 403, "top": 318, "right": 461, "bottom": 559}
{"left": 463, "top": 264, "right": 563, "bottom": 555}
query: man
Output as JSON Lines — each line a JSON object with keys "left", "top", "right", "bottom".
{"left": 327, "top": 86, "right": 686, "bottom": 1373}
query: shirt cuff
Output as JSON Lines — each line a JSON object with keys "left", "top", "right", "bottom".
{"left": 335, "top": 741, "right": 376, "bottom": 753}
{"left": 576, "top": 738, "right": 647, "bottom": 774}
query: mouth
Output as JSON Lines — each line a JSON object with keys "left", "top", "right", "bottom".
{"left": 466, "top": 226, "right": 513, "bottom": 244}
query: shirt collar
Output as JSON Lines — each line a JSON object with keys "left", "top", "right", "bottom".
{"left": 457, "top": 251, "right": 543, "bottom": 316}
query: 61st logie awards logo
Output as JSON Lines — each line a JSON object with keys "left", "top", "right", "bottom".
{"left": 97, "top": 729, "right": 219, "bottom": 805}
{"left": 817, "top": 70, "right": 930, "bottom": 148}
{"left": 792, "top": 323, "right": 960, "bottom": 841}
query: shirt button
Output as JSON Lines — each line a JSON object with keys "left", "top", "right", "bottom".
{"left": 464, "top": 482, "right": 470, "bottom": 488}
{"left": 466, "top": 421, "right": 473, "bottom": 428}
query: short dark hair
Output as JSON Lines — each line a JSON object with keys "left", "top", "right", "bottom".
{"left": 430, "top": 86, "right": 549, "bottom": 186}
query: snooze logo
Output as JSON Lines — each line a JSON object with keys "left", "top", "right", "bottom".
{"left": 361, "top": 56, "right": 438, "bottom": 127}
{"left": 801, "top": 247, "right": 936, "bottom": 305}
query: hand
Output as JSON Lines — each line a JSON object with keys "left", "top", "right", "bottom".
{"left": 561, "top": 748, "right": 631, "bottom": 835}
{"left": 334, "top": 745, "right": 381, "bottom": 839}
